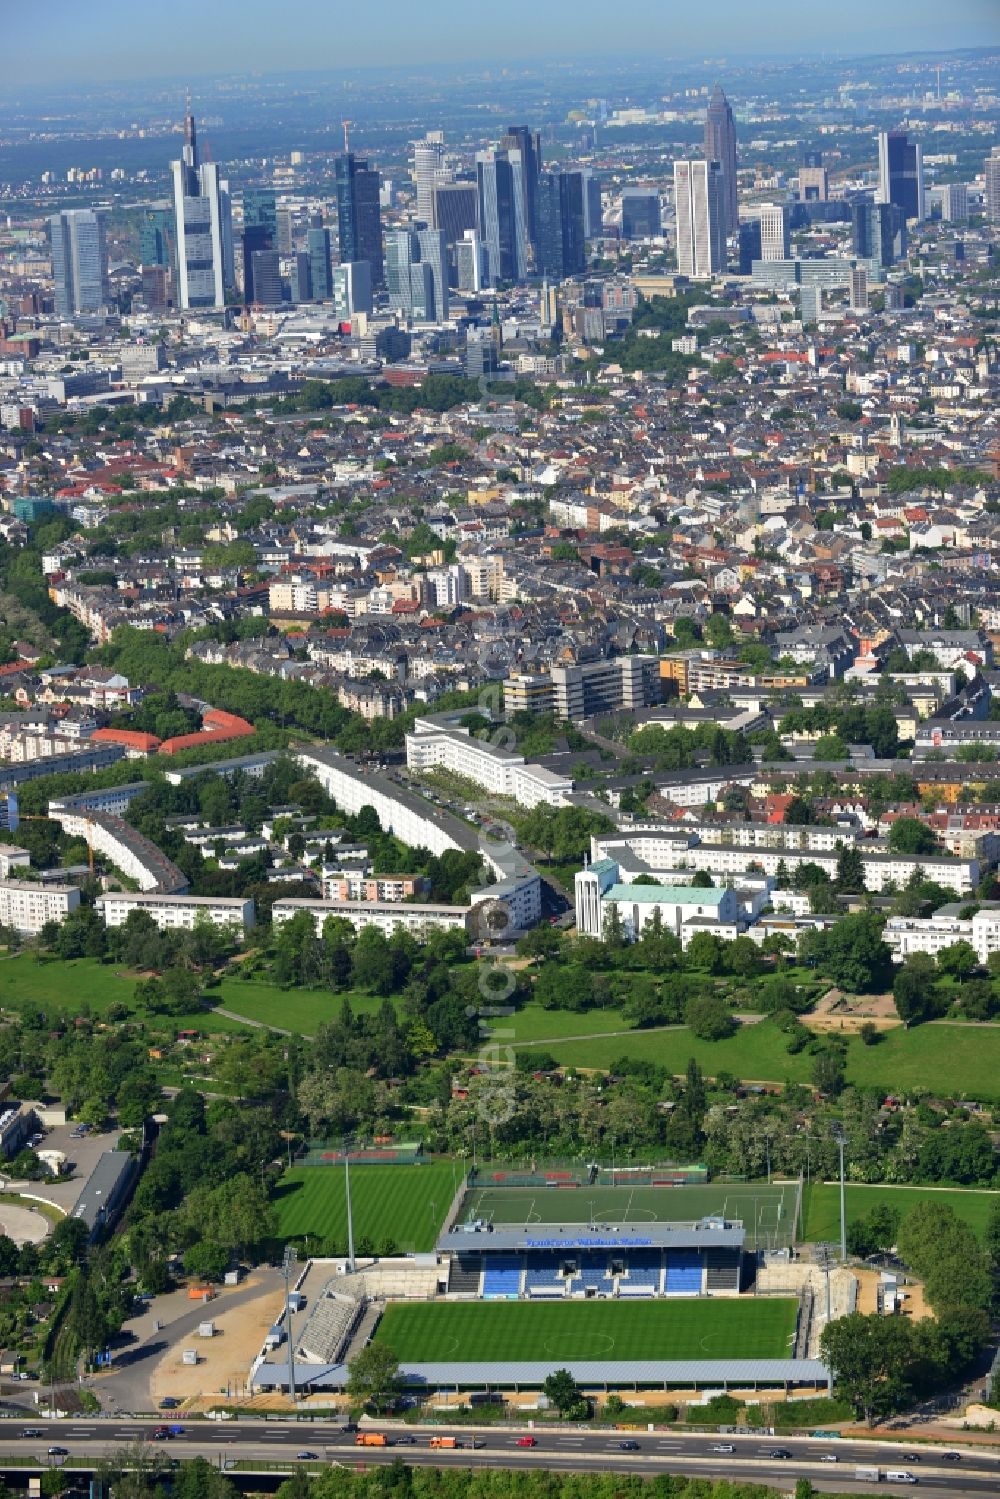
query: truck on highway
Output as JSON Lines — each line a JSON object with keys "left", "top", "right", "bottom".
{"left": 430, "top": 1436, "right": 459, "bottom": 1449}
{"left": 855, "top": 1468, "right": 881, "bottom": 1482}
{"left": 355, "top": 1433, "right": 388, "bottom": 1447}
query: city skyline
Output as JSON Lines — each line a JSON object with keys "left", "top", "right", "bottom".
{"left": 6, "top": 0, "right": 999, "bottom": 85}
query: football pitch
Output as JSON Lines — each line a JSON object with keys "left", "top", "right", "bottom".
{"left": 273, "top": 1162, "right": 459, "bottom": 1251}
{"left": 461, "top": 1182, "right": 799, "bottom": 1251}
{"left": 374, "top": 1298, "right": 798, "bottom": 1363}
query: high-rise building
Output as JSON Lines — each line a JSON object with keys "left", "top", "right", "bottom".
{"left": 49, "top": 209, "right": 109, "bottom": 316}
{"left": 621, "top": 191, "right": 661, "bottom": 241}
{"left": 500, "top": 126, "right": 541, "bottom": 248}
{"left": 291, "top": 252, "right": 311, "bottom": 303}
{"left": 331, "top": 262, "right": 373, "bottom": 320}
{"left": 536, "top": 170, "right": 586, "bottom": 279}
{"left": 306, "top": 226, "right": 334, "bottom": 301}
{"left": 737, "top": 220, "right": 762, "bottom": 275}
{"left": 243, "top": 188, "right": 277, "bottom": 236}
{"left": 139, "top": 208, "right": 173, "bottom": 268}
{"left": 456, "top": 231, "right": 484, "bottom": 293}
{"left": 800, "top": 284, "right": 822, "bottom": 324}
{"left": 878, "top": 130, "right": 925, "bottom": 222}
{"left": 251, "top": 249, "right": 282, "bottom": 306}
{"left": 940, "top": 183, "right": 968, "bottom": 223}
{"left": 141, "top": 264, "right": 171, "bottom": 310}
{"left": 985, "top": 148, "right": 1000, "bottom": 224}
{"left": 385, "top": 229, "right": 448, "bottom": 320}
{"left": 704, "top": 84, "right": 738, "bottom": 233}
{"left": 673, "top": 161, "right": 725, "bottom": 278}
{"left": 852, "top": 200, "right": 906, "bottom": 268}
{"left": 476, "top": 151, "right": 527, "bottom": 285}
{"left": 850, "top": 266, "right": 869, "bottom": 312}
{"left": 171, "top": 104, "right": 233, "bottom": 309}
{"left": 276, "top": 208, "right": 293, "bottom": 256}
{"left": 413, "top": 131, "right": 447, "bottom": 225}
{"left": 335, "top": 153, "right": 384, "bottom": 287}
{"left": 431, "top": 183, "right": 478, "bottom": 245}
{"left": 799, "top": 163, "right": 829, "bottom": 201}
{"left": 759, "top": 203, "right": 790, "bottom": 261}
{"left": 580, "top": 170, "right": 603, "bottom": 238}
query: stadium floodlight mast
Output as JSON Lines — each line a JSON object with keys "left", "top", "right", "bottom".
{"left": 344, "top": 1140, "right": 356, "bottom": 1273}
{"left": 282, "top": 1245, "right": 298, "bottom": 1405}
{"left": 831, "top": 1124, "right": 847, "bottom": 1263}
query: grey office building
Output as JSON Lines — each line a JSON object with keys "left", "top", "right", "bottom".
{"left": 50, "top": 209, "right": 108, "bottom": 316}
{"left": 621, "top": 191, "right": 661, "bottom": 241}
{"left": 335, "top": 153, "right": 384, "bottom": 287}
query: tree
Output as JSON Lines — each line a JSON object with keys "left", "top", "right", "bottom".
{"left": 820, "top": 1312, "right": 916, "bottom": 1424}
{"left": 888, "top": 817, "right": 938, "bottom": 856}
{"left": 685, "top": 994, "right": 736, "bottom": 1041}
{"left": 936, "top": 940, "right": 978, "bottom": 982}
{"left": 183, "top": 1241, "right": 230, "bottom": 1283}
{"left": 813, "top": 733, "right": 848, "bottom": 761}
{"left": 812, "top": 1048, "right": 847, "bottom": 1098}
{"left": 800, "top": 913, "right": 893, "bottom": 994}
{"left": 892, "top": 953, "right": 942, "bottom": 1027}
{"left": 835, "top": 846, "right": 866, "bottom": 893}
{"left": 542, "top": 1368, "right": 588, "bottom": 1418}
{"left": 346, "top": 1341, "right": 403, "bottom": 1412}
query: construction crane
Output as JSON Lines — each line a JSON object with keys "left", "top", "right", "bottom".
{"left": 18, "top": 813, "right": 95, "bottom": 875}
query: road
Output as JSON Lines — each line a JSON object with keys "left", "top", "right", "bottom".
{"left": 6, "top": 1419, "right": 1000, "bottom": 1496}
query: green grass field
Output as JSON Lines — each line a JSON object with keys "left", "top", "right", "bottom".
{"left": 214, "top": 979, "right": 386, "bottom": 1033}
{"left": 803, "top": 1182, "right": 1000, "bottom": 1243}
{"left": 0, "top": 955, "right": 250, "bottom": 1032}
{"left": 273, "top": 1162, "right": 460, "bottom": 1251}
{"left": 462, "top": 1182, "right": 798, "bottom": 1250}
{"left": 374, "top": 1298, "right": 798, "bottom": 1363}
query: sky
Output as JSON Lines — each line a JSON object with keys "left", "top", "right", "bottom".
{"left": 8, "top": 0, "right": 1000, "bottom": 85}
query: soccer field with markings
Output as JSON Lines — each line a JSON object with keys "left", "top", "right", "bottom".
{"left": 373, "top": 1297, "right": 798, "bottom": 1363}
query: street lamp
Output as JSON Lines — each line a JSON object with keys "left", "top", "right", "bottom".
{"left": 282, "top": 1245, "right": 298, "bottom": 1407}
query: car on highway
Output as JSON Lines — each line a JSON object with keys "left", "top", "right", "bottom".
{"left": 709, "top": 1444, "right": 734, "bottom": 1454}
{"left": 295, "top": 1452, "right": 316, "bottom": 1461}
{"left": 21, "top": 1429, "right": 43, "bottom": 1438}
{"left": 150, "top": 1427, "right": 170, "bottom": 1441}
{"left": 47, "top": 1447, "right": 68, "bottom": 1457}
{"left": 515, "top": 1436, "right": 537, "bottom": 1447}
{"left": 395, "top": 1436, "right": 416, "bottom": 1446}
{"left": 168, "top": 1426, "right": 184, "bottom": 1437}
{"left": 764, "top": 1449, "right": 792, "bottom": 1459}
{"left": 901, "top": 1454, "right": 922, "bottom": 1462}
{"left": 818, "top": 1454, "right": 839, "bottom": 1462}
{"left": 616, "top": 1440, "right": 640, "bottom": 1451}
{"left": 942, "top": 1451, "right": 962, "bottom": 1461}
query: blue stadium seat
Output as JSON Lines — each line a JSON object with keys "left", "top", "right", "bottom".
{"left": 622, "top": 1251, "right": 663, "bottom": 1294}
{"left": 482, "top": 1254, "right": 522, "bottom": 1298}
{"left": 665, "top": 1249, "right": 703, "bottom": 1294}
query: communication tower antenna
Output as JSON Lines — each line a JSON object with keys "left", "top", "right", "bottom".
{"left": 342, "top": 120, "right": 351, "bottom": 152}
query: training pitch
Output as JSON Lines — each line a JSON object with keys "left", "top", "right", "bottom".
{"left": 461, "top": 1182, "right": 799, "bottom": 1251}
{"left": 374, "top": 1298, "right": 798, "bottom": 1363}
{"left": 274, "top": 1162, "right": 458, "bottom": 1251}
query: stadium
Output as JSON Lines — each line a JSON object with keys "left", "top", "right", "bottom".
{"left": 252, "top": 1161, "right": 830, "bottom": 1397}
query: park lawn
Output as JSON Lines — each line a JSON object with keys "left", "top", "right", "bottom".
{"left": 374, "top": 1298, "right": 798, "bottom": 1363}
{"left": 0, "top": 954, "right": 136, "bottom": 1014}
{"left": 488, "top": 1003, "right": 633, "bottom": 1047}
{"left": 803, "top": 1182, "right": 1000, "bottom": 1244}
{"left": 536, "top": 1018, "right": 813, "bottom": 1084}
{"left": 214, "top": 979, "right": 386, "bottom": 1034}
{"left": 273, "top": 1161, "right": 460, "bottom": 1251}
{"left": 844, "top": 1021, "right": 1000, "bottom": 1100}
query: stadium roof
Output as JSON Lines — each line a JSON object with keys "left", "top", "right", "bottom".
{"left": 253, "top": 1357, "right": 829, "bottom": 1391}
{"left": 439, "top": 1223, "right": 745, "bottom": 1252}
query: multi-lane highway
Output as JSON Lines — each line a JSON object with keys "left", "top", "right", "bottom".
{"left": 5, "top": 1419, "right": 1000, "bottom": 1496}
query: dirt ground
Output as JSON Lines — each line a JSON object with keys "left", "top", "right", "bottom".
{"left": 805, "top": 988, "right": 900, "bottom": 1034}
{"left": 149, "top": 1275, "right": 285, "bottom": 1404}
{"left": 855, "top": 1267, "right": 931, "bottom": 1321}
{"left": 0, "top": 1203, "right": 50, "bottom": 1245}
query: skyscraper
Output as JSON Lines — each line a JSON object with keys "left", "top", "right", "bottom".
{"left": 852, "top": 200, "right": 906, "bottom": 269}
{"left": 306, "top": 226, "right": 334, "bottom": 301}
{"left": 536, "top": 170, "right": 586, "bottom": 280}
{"left": 456, "top": 231, "right": 484, "bottom": 293}
{"left": 476, "top": 151, "right": 526, "bottom": 285}
{"left": 984, "top": 148, "right": 1000, "bottom": 223}
{"left": 940, "top": 183, "right": 968, "bottom": 223}
{"left": 621, "top": 191, "right": 661, "bottom": 241}
{"left": 171, "top": 103, "right": 233, "bottom": 309}
{"left": 878, "top": 130, "right": 925, "bottom": 222}
{"left": 737, "top": 220, "right": 762, "bottom": 275}
{"left": 416, "top": 228, "right": 449, "bottom": 321}
{"left": 335, "top": 153, "right": 384, "bottom": 287}
{"left": 241, "top": 189, "right": 277, "bottom": 306}
{"left": 50, "top": 209, "right": 108, "bottom": 315}
{"left": 431, "top": 182, "right": 478, "bottom": 244}
{"left": 850, "top": 267, "right": 869, "bottom": 312}
{"left": 673, "top": 160, "right": 726, "bottom": 278}
{"left": 385, "top": 229, "right": 448, "bottom": 320}
{"left": 500, "top": 126, "right": 541, "bottom": 249}
{"left": 250, "top": 250, "right": 282, "bottom": 306}
{"left": 759, "top": 203, "right": 790, "bottom": 261}
{"left": 704, "top": 84, "right": 738, "bottom": 233}
{"left": 330, "top": 262, "right": 373, "bottom": 320}
{"left": 139, "top": 208, "right": 173, "bottom": 269}
{"left": 413, "top": 131, "right": 447, "bottom": 225}
{"left": 580, "top": 170, "right": 604, "bottom": 238}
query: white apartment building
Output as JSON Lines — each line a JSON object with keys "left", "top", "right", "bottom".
{"left": 96, "top": 892, "right": 255, "bottom": 931}
{"left": 405, "top": 720, "right": 574, "bottom": 810}
{"left": 575, "top": 860, "right": 740, "bottom": 944}
{"left": 0, "top": 880, "right": 79, "bottom": 934}
{"left": 0, "top": 847, "right": 30, "bottom": 879}
{"left": 273, "top": 897, "right": 470, "bottom": 940}
{"left": 884, "top": 908, "right": 1000, "bottom": 965}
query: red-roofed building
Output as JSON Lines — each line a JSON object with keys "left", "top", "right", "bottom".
{"left": 91, "top": 728, "right": 161, "bottom": 757}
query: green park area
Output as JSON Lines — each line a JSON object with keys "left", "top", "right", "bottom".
{"left": 273, "top": 1161, "right": 460, "bottom": 1251}
{"left": 802, "top": 1181, "right": 1000, "bottom": 1243}
{"left": 374, "top": 1297, "right": 798, "bottom": 1363}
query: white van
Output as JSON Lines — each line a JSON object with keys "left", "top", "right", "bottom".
{"left": 885, "top": 1474, "right": 918, "bottom": 1486}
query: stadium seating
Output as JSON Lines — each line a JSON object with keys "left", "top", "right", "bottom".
{"left": 482, "top": 1254, "right": 523, "bottom": 1298}
{"left": 577, "top": 1256, "right": 610, "bottom": 1294}
{"left": 705, "top": 1247, "right": 740, "bottom": 1292}
{"left": 449, "top": 1254, "right": 484, "bottom": 1295}
{"left": 621, "top": 1251, "right": 663, "bottom": 1295}
{"left": 298, "top": 1290, "right": 363, "bottom": 1363}
{"left": 524, "top": 1253, "right": 564, "bottom": 1294}
{"left": 665, "top": 1249, "right": 704, "bottom": 1294}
